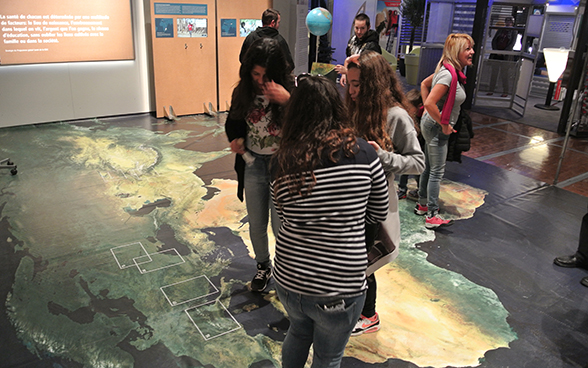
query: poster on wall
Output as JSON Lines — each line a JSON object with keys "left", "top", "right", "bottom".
{"left": 377, "top": 1, "right": 401, "bottom": 51}
{"left": 155, "top": 18, "right": 174, "bottom": 38}
{"left": 239, "top": 19, "right": 261, "bottom": 37}
{"left": 177, "top": 18, "right": 206, "bottom": 37}
{"left": 220, "top": 19, "right": 236, "bottom": 37}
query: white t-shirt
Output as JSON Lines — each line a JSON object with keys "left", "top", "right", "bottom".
{"left": 246, "top": 95, "right": 281, "bottom": 154}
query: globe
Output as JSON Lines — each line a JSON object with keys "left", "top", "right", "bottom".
{"left": 305, "top": 7, "right": 332, "bottom": 36}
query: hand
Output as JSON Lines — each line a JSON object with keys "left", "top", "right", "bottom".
{"left": 230, "top": 138, "right": 246, "bottom": 154}
{"left": 441, "top": 124, "right": 456, "bottom": 135}
{"left": 367, "top": 140, "right": 381, "bottom": 152}
{"left": 334, "top": 64, "right": 347, "bottom": 74}
{"left": 262, "top": 81, "right": 290, "bottom": 105}
{"left": 339, "top": 73, "right": 347, "bottom": 87}
{"left": 344, "top": 54, "right": 360, "bottom": 68}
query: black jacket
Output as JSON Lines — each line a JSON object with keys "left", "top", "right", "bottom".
{"left": 225, "top": 112, "right": 247, "bottom": 201}
{"left": 447, "top": 110, "right": 474, "bottom": 163}
{"left": 346, "top": 29, "right": 382, "bottom": 57}
{"left": 239, "top": 27, "right": 294, "bottom": 72}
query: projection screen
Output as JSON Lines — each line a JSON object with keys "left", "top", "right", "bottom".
{"left": 0, "top": 0, "right": 134, "bottom": 65}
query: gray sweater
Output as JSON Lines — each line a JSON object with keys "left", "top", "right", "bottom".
{"left": 375, "top": 106, "right": 425, "bottom": 247}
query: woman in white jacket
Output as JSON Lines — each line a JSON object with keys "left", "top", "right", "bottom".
{"left": 345, "top": 50, "right": 425, "bottom": 336}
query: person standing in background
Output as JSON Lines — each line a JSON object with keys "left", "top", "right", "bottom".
{"left": 487, "top": 16, "right": 517, "bottom": 97}
{"left": 239, "top": 8, "right": 294, "bottom": 73}
{"left": 554, "top": 207, "right": 588, "bottom": 287}
{"left": 335, "top": 13, "right": 382, "bottom": 86}
{"left": 397, "top": 89, "right": 425, "bottom": 201}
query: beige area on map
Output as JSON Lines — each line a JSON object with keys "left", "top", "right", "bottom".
{"left": 439, "top": 179, "right": 488, "bottom": 220}
{"left": 345, "top": 263, "right": 507, "bottom": 367}
{"left": 342, "top": 180, "right": 502, "bottom": 367}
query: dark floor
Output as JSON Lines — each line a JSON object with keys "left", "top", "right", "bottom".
{"left": 1, "top": 110, "right": 587, "bottom": 368}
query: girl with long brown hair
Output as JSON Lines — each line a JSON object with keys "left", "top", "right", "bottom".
{"left": 345, "top": 50, "right": 424, "bottom": 336}
{"left": 225, "top": 38, "right": 294, "bottom": 292}
{"left": 271, "top": 75, "right": 389, "bottom": 367}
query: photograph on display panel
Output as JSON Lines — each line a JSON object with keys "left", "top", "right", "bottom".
{"left": 239, "top": 19, "right": 261, "bottom": 37}
{"left": 177, "top": 17, "right": 207, "bottom": 37}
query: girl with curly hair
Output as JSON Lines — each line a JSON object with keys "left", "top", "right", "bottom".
{"left": 345, "top": 50, "right": 424, "bottom": 336}
{"left": 271, "top": 75, "right": 389, "bottom": 367}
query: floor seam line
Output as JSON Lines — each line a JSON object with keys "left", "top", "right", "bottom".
{"left": 556, "top": 172, "right": 588, "bottom": 188}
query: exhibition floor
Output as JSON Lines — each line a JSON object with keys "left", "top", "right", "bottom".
{"left": 0, "top": 111, "right": 587, "bottom": 368}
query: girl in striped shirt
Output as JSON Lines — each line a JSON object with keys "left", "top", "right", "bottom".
{"left": 271, "top": 75, "right": 389, "bottom": 368}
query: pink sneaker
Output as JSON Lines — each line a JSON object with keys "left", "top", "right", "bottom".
{"left": 425, "top": 214, "right": 454, "bottom": 229}
{"left": 351, "top": 313, "right": 380, "bottom": 336}
{"left": 414, "top": 203, "right": 428, "bottom": 216}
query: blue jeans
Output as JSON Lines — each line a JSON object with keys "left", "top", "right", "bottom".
{"left": 244, "top": 152, "right": 280, "bottom": 265}
{"left": 398, "top": 174, "right": 420, "bottom": 192}
{"left": 276, "top": 283, "right": 366, "bottom": 368}
{"left": 418, "top": 117, "right": 450, "bottom": 215}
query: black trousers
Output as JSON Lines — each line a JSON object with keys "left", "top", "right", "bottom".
{"left": 362, "top": 222, "right": 380, "bottom": 318}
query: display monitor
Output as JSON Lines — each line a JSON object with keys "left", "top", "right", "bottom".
{"left": 0, "top": 0, "right": 134, "bottom": 66}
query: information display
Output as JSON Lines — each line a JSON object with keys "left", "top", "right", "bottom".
{"left": 0, "top": 0, "right": 134, "bottom": 65}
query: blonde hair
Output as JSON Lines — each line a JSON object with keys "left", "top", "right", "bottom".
{"left": 435, "top": 33, "right": 474, "bottom": 73}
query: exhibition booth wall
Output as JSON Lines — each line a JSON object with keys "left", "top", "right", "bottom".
{"left": 0, "top": 0, "right": 307, "bottom": 128}
{"left": 0, "top": 0, "right": 152, "bottom": 128}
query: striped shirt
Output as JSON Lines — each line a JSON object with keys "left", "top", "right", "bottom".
{"left": 270, "top": 139, "right": 389, "bottom": 296}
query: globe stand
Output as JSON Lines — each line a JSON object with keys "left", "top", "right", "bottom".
{"left": 315, "top": 39, "right": 319, "bottom": 63}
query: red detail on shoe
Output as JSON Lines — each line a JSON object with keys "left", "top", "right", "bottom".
{"left": 414, "top": 203, "right": 428, "bottom": 215}
{"left": 425, "top": 215, "right": 454, "bottom": 229}
{"left": 351, "top": 313, "right": 381, "bottom": 336}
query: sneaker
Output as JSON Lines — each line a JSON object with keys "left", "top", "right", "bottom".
{"left": 250, "top": 263, "right": 272, "bottom": 292}
{"left": 397, "top": 189, "right": 407, "bottom": 199}
{"left": 407, "top": 189, "right": 419, "bottom": 201}
{"left": 425, "top": 213, "right": 454, "bottom": 229}
{"left": 414, "top": 203, "right": 428, "bottom": 216}
{"left": 351, "top": 313, "right": 380, "bottom": 336}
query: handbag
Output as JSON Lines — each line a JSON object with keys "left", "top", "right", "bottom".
{"left": 366, "top": 216, "right": 399, "bottom": 276}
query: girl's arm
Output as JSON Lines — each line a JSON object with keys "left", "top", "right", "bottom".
{"left": 424, "top": 83, "right": 454, "bottom": 135}
{"left": 371, "top": 109, "right": 425, "bottom": 176}
{"left": 420, "top": 73, "right": 434, "bottom": 103}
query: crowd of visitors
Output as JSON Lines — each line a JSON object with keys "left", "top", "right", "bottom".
{"left": 226, "top": 8, "right": 483, "bottom": 367}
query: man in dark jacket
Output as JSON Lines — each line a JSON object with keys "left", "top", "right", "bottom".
{"left": 345, "top": 13, "right": 382, "bottom": 57}
{"left": 239, "top": 8, "right": 294, "bottom": 73}
{"left": 335, "top": 13, "right": 382, "bottom": 86}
